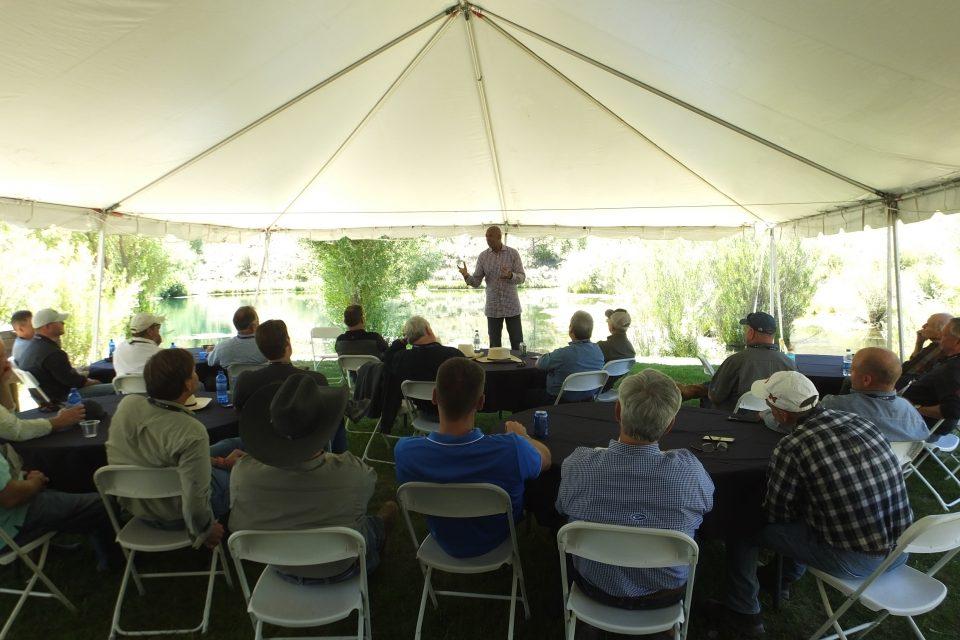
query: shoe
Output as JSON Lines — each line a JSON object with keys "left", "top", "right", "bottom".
{"left": 345, "top": 398, "right": 371, "bottom": 423}
{"left": 757, "top": 562, "right": 792, "bottom": 601}
{"left": 702, "top": 598, "right": 765, "bottom": 638}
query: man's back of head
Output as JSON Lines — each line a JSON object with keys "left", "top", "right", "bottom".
{"left": 618, "top": 369, "right": 682, "bottom": 443}
{"left": 256, "top": 319, "right": 290, "bottom": 362}
{"left": 570, "top": 310, "right": 593, "bottom": 341}
{"left": 403, "top": 316, "right": 431, "bottom": 344}
{"left": 144, "top": 349, "right": 194, "bottom": 402}
{"left": 435, "top": 358, "right": 485, "bottom": 429}
{"left": 233, "top": 306, "right": 258, "bottom": 333}
{"left": 344, "top": 305, "right": 364, "bottom": 329}
{"left": 852, "top": 347, "right": 900, "bottom": 392}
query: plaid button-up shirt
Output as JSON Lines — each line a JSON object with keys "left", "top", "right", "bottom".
{"left": 765, "top": 407, "right": 912, "bottom": 554}
{"left": 465, "top": 245, "right": 525, "bottom": 318}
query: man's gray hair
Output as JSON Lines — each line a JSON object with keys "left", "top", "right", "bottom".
{"left": 618, "top": 369, "right": 682, "bottom": 442}
{"left": 947, "top": 317, "right": 960, "bottom": 340}
{"left": 403, "top": 316, "right": 430, "bottom": 343}
{"left": 570, "top": 310, "right": 594, "bottom": 340}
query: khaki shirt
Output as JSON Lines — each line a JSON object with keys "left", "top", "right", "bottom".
{"left": 105, "top": 395, "right": 214, "bottom": 547}
{"left": 0, "top": 405, "right": 51, "bottom": 441}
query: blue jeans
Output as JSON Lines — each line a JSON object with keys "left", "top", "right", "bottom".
{"left": 276, "top": 515, "right": 386, "bottom": 584}
{"left": 725, "top": 522, "right": 907, "bottom": 615}
{"left": 14, "top": 490, "right": 114, "bottom": 569}
{"left": 78, "top": 383, "right": 116, "bottom": 398}
{"left": 209, "top": 437, "right": 243, "bottom": 519}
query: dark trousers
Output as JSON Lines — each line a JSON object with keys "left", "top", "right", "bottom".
{"left": 488, "top": 315, "right": 523, "bottom": 350}
{"left": 14, "top": 490, "right": 115, "bottom": 568}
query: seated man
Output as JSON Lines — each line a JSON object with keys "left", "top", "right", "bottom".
{"left": 206, "top": 305, "right": 267, "bottom": 370}
{"left": 9, "top": 310, "right": 34, "bottom": 365}
{"left": 596, "top": 308, "right": 636, "bottom": 362}
{"left": 557, "top": 369, "right": 714, "bottom": 609}
{"left": 809, "top": 347, "right": 927, "bottom": 442}
{"left": 536, "top": 310, "right": 605, "bottom": 403}
{"left": 230, "top": 375, "right": 396, "bottom": 581}
{"left": 335, "top": 304, "right": 388, "bottom": 358}
{"left": 679, "top": 312, "right": 795, "bottom": 412}
{"left": 112, "top": 312, "right": 163, "bottom": 377}
{"left": 380, "top": 316, "right": 463, "bottom": 430}
{"left": 711, "top": 371, "right": 911, "bottom": 638}
{"left": 18, "top": 308, "right": 114, "bottom": 401}
{"left": 903, "top": 316, "right": 960, "bottom": 430}
{"left": 395, "top": 358, "right": 550, "bottom": 558}
{"left": 899, "top": 312, "right": 952, "bottom": 385}
{"left": 0, "top": 341, "right": 85, "bottom": 439}
{"left": 106, "top": 349, "right": 241, "bottom": 549}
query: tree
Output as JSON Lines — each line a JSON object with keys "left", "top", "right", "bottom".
{"left": 303, "top": 238, "right": 442, "bottom": 332}
{"left": 645, "top": 246, "right": 709, "bottom": 357}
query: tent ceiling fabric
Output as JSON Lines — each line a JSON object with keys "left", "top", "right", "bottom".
{"left": 1, "top": 0, "right": 959, "bottom": 240}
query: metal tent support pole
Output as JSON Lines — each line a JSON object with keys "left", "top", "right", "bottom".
{"left": 768, "top": 228, "right": 776, "bottom": 314}
{"left": 92, "top": 224, "right": 106, "bottom": 362}
{"left": 885, "top": 210, "right": 894, "bottom": 350}
{"left": 888, "top": 199, "right": 906, "bottom": 359}
{"left": 254, "top": 231, "right": 272, "bottom": 301}
{"left": 773, "top": 231, "right": 786, "bottom": 350}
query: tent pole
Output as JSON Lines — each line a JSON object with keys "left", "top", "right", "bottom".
{"left": 473, "top": 4, "right": 882, "bottom": 197}
{"left": 255, "top": 231, "right": 272, "bottom": 301}
{"left": 461, "top": 4, "right": 508, "bottom": 223}
{"left": 92, "top": 222, "right": 106, "bottom": 362}
{"left": 888, "top": 198, "right": 906, "bottom": 359}
{"left": 768, "top": 227, "right": 776, "bottom": 314}
{"left": 107, "top": 7, "right": 456, "bottom": 211}
{"left": 773, "top": 231, "right": 786, "bottom": 350}
{"left": 885, "top": 210, "right": 894, "bottom": 350}
{"left": 478, "top": 12, "right": 767, "bottom": 225}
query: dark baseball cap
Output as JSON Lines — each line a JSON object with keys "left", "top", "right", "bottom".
{"left": 740, "top": 311, "right": 776, "bottom": 334}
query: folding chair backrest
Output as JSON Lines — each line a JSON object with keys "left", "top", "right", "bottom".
{"left": 398, "top": 482, "right": 511, "bottom": 519}
{"left": 890, "top": 440, "right": 925, "bottom": 467}
{"left": 310, "top": 326, "right": 340, "bottom": 340}
{"left": 340, "top": 355, "right": 381, "bottom": 376}
{"left": 113, "top": 374, "right": 146, "bottom": 395}
{"left": 900, "top": 513, "right": 960, "bottom": 555}
{"left": 559, "top": 371, "right": 609, "bottom": 395}
{"left": 698, "top": 355, "right": 716, "bottom": 377}
{"left": 401, "top": 380, "right": 436, "bottom": 403}
{"left": 227, "top": 363, "right": 265, "bottom": 383}
{"left": 229, "top": 527, "right": 364, "bottom": 567}
{"left": 602, "top": 358, "right": 635, "bottom": 378}
{"left": 11, "top": 366, "right": 50, "bottom": 404}
{"left": 734, "top": 390, "right": 768, "bottom": 413}
{"left": 557, "top": 522, "right": 698, "bottom": 569}
{"left": 94, "top": 465, "right": 182, "bottom": 499}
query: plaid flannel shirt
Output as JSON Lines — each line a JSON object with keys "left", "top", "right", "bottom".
{"left": 465, "top": 245, "right": 525, "bottom": 318}
{"left": 765, "top": 407, "right": 912, "bottom": 554}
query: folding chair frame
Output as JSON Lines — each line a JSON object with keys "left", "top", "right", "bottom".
{"left": 94, "top": 466, "right": 233, "bottom": 639}
{"left": 338, "top": 355, "right": 380, "bottom": 435}
{"left": 310, "top": 327, "right": 342, "bottom": 381}
{"left": 903, "top": 421, "right": 960, "bottom": 511}
{"left": 0, "top": 530, "right": 76, "bottom": 640}
{"left": 555, "top": 371, "right": 609, "bottom": 405}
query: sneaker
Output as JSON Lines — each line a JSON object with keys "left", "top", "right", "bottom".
{"left": 702, "top": 598, "right": 766, "bottom": 638}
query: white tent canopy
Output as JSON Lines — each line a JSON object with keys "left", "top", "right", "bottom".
{"left": 2, "top": 0, "right": 960, "bottom": 241}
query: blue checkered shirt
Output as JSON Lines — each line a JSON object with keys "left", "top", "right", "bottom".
{"left": 765, "top": 407, "right": 913, "bottom": 554}
{"left": 556, "top": 441, "right": 714, "bottom": 597}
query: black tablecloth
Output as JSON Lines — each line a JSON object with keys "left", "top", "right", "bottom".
{"left": 477, "top": 351, "right": 547, "bottom": 412}
{"left": 89, "top": 347, "right": 221, "bottom": 391}
{"left": 795, "top": 353, "right": 845, "bottom": 396}
{"left": 10, "top": 392, "right": 239, "bottom": 493}
{"left": 498, "top": 402, "right": 784, "bottom": 538}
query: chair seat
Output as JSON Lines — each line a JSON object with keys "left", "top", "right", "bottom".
{"left": 567, "top": 583, "right": 683, "bottom": 634}
{"left": 249, "top": 566, "right": 362, "bottom": 627}
{"left": 810, "top": 565, "right": 948, "bottom": 616}
{"left": 117, "top": 518, "right": 192, "bottom": 552}
{"left": 411, "top": 417, "right": 441, "bottom": 433}
{"left": 417, "top": 534, "right": 513, "bottom": 573}
{"left": 596, "top": 390, "right": 618, "bottom": 402}
{"left": 928, "top": 434, "right": 960, "bottom": 453}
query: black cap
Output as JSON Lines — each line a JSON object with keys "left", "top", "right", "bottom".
{"left": 739, "top": 311, "right": 776, "bottom": 334}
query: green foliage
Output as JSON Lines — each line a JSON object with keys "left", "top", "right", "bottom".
{"left": 645, "top": 246, "right": 707, "bottom": 357}
{"left": 97, "top": 234, "right": 186, "bottom": 311}
{"left": 303, "top": 237, "right": 441, "bottom": 333}
{"left": 159, "top": 282, "right": 188, "bottom": 298}
{"left": 567, "top": 269, "right": 611, "bottom": 294}
{"left": 528, "top": 238, "right": 577, "bottom": 269}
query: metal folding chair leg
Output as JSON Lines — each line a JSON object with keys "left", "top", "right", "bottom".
{"left": 360, "top": 419, "right": 402, "bottom": 466}
{"left": 0, "top": 538, "right": 76, "bottom": 640}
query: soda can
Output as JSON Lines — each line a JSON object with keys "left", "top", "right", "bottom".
{"left": 533, "top": 410, "right": 549, "bottom": 438}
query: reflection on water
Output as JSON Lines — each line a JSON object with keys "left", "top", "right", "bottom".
{"left": 157, "top": 289, "right": 890, "bottom": 361}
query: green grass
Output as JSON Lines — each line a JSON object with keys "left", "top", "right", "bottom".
{"left": 3, "top": 362, "right": 958, "bottom": 639}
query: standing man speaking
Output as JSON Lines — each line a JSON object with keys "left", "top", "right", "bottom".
{"left": 458, "top": 226, "right": 526, "bottom": 350}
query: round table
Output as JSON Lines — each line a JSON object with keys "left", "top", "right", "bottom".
{"left": 89, "top": 347, "right": 221, "bottom": 391}
{"left": 476, "top": 351, "right": 547, "bottom": 412}
{"left": 10, "top": 392, "right": 239, "bottom": 493}
{"left": 498, "top": 402, "right": 784, "bottom": 538}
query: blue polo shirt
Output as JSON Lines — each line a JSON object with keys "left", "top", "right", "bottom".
{"left": 394, "top": 428, "right": 542, "bottom": 558}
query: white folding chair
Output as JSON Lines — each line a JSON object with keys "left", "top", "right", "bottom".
{"left": 94, "top": 465, "right": 232, "bottom": 638}
{"left": 228, "top": 528, "right": 371, "bottom": 640}
{"left": 734, "top": 391, "right": 769, "bottom": 413}
{"left": 555, "top": 371, "right": 609, "bottom": 405}
{"left": 597, "top": 359, "right": 635, "bottom": 402}
{"left": 397, "top": 482, "right": 530, "bottom": 640}
{"left": 112, "top": 374, "right": 146, "bottom": 395}
{"left": 310, "top": 327, "right": 342, "bottom": 379}
{"left": 0, "top": 530, "right": 76, "bottom": 640}
{"left": 401, "top": 380, "right": 440, "bottom": 434}
{"left": 697, "top": 355, "right": 716, "bottom": 377}
{"left": 557, "top": 522, "right": 699, "bottom": 640}
{"left": 10, "top": 366, "right": 51, "bottom": 405}
{"left": 339, "top": 355, "right": 380, "bottom": 435}
{"left": 904, "top": 430, "right": 960, "bottom": 511}
{"left": 808, "top": 512, "right": 960, "bottom": 640}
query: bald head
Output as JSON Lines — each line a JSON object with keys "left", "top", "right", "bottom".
{"left": 485, "top": 226, "right": 503, "bottom": 252}
{"left": 920, "top": 313, "right": 953, "bottom": 341}
{"left": 850, "top": 347, "right": 901, "bottom": 391}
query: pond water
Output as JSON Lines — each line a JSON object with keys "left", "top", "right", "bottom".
{"left": 157, "top": 288, "right": 890, "bottom": 362}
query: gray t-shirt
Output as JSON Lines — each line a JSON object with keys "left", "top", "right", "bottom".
{"left": 709, "top": 344, "right": 796, "bottom": 411}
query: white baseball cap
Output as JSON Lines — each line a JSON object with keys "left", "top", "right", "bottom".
{"left": 130, "top": 312, "right": 165, "bottom": 333}
{"left": 33, "top": 308, "right": 69, "bottom": 327}
{"left": 750, "top": 371, "right": 819, "bottom": 413}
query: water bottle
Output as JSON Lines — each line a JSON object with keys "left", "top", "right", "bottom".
{"left": 170, "top": 342, "right": 176, "bottom": 349}
{"left": 842, "top": 349, "right": 853, "bottom": 377}
{"left": 473, "top": 330, "right": 481, "bottom": 353}
{"left": 198, "top": 348, "right": 207, "bottom": 363}
{"left": 66, "top": 388, "right": 82, "bottom": 408}
{"left": 215, "top": 371, "right": 229, "bottom": 405}
{"left": 108, "top": 338, "right": 115, "bottom": 359}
